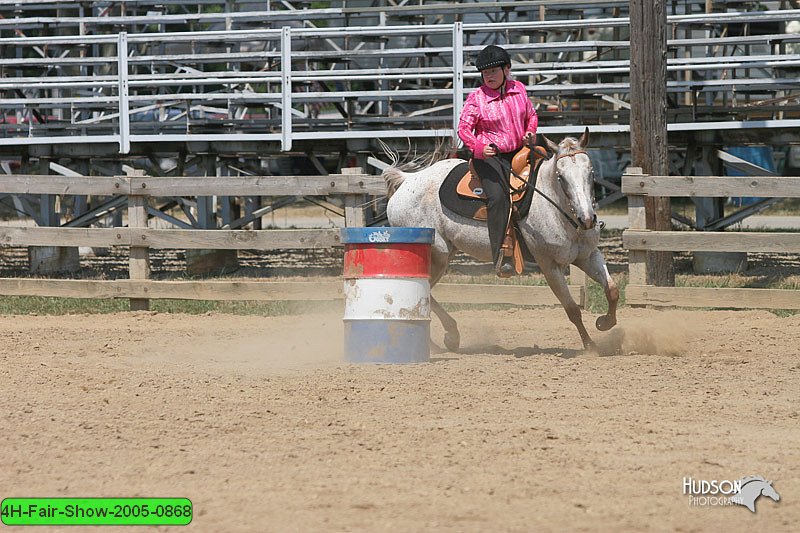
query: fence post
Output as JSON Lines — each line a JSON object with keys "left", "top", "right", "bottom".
{"left": 342, "top": 167, "right": 366, "bottom": 227}
{"left": 126, "top": 168, "right": 150, "bottom": 311}
{"left": 29, "top": 157, "right": 80, "bottom": 274}
{"left": 569, "top": 265, "right": 588, "bottom": 308}
{"left": 626, "top": 167, "right": 648, "bottom": 292}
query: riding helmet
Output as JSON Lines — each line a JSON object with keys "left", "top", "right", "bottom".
{"left": 475, "top": 45, "right": 511, "bottom": 71}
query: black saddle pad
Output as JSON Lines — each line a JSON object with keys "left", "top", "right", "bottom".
{"left": 438, "top": 160, "right": 535, "bottom": 221}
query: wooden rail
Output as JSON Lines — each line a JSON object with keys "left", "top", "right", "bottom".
{"left": 622, "top": 169, "right": 800, "bottom": 310}
{"left": 0, "top": 172, "right": 586, "bottom": 309}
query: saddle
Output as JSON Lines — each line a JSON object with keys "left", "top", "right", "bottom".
{"left": 457, "top": 145, "right": 548, "bottom": 206}
{"left": 439, "top": 145, "right": 548, "bottom": 276}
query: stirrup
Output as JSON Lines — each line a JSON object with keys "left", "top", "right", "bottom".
{"left": 495, "top": 255, "right": 514, "bottom": 278}
{"left": 498, "top": 260, "right": 515, "bottom": 278}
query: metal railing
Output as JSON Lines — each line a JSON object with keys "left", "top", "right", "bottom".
{"left": 1, "top": 9, "right": 799, "bottom": 153}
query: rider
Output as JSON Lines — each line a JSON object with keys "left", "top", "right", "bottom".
{"left": 457, "top": 44, "right": 538, "bottom": 277}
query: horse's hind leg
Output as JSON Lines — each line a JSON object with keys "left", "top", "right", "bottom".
{"left": 573, "top": 249, "right": 619, "bottom": 332}
{"left": 539, "top": 258, "right": 596, "bottom": 350}
{"left": 431, "top": 296, "right": 460, "bottom": 351}
{"left": 430, "top": 246, "right": 460, "bottom": 351}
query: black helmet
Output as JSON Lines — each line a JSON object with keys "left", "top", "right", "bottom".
{"left": 475, "top": 45, "right": 511, "bottom": 71}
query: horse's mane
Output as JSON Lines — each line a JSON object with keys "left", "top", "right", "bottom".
{"left": 378, "top": 137, "right": 453, "bottom": 199}
{"left": 557, "top": 136, "right": 582, "bottom": 152}
{"left": 739, "top": 475, "right": 769, "bottom": 486}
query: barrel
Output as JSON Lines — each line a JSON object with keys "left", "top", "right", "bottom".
{"left": 341, "top": 227, "right": 434, "bottom": 364}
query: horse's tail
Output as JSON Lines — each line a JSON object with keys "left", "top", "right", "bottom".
{"left": 383, "top": 167, "right": 406, "bottom": 200}
{"left": 378, "top": 137, "right": 451, "bottom": 200}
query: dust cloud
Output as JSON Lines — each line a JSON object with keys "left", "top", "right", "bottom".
{"left": 126, "top": 308, "right": 346, "bottom": 373}
{"left": 596, "top": 311, "right": 698, "bottom": 357}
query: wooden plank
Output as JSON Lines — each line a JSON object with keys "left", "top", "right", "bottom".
{"left": 625, "top": 285, "right": 800, "bottom": 310}
{"left": 568, "top": 265, "right": 588, "bottom": 307}
{"left": 128, "top": 192, "right": 150, "bottom": 311}
{"left": 0, "top": 227, "right": 344, "bottom": 251}
{"left": 627, "top": 193, "right": 647, "bottom": 229}
{"left": 133, "top": 175, "right": 386, "bottom": 196}
{"left": 0, "top": 175, "right": 129, "bottom": 195}
{"left": 0, "top": 278, "right": 585, "bottom": 305}
{"left": 433, "top": 283, "right": 582, "bottom": 306}
{"left": 0, "top": 227, "right": 129, "bottom": 247}
{"left": 130, "top": 281, "right": 344, "bottom": 301}
{"left": 623, "top": 229, "right": 800, "bottom": 253}
{"left": 342, "top": 167, "right": 367, "bottom": 228}
{"left": 138, "top": 229, "right": 342, "bottom": 250}
{"left": 622, "top": 175, "right": 800, "bottom": 197}
{"left": 627, "top": 194, "right": 648, "bottom": 285}
{"left": 0, "top": 279, "right": 344, "bottom": 301}
{"left": 0, "top": 279, "right": 128, "bottom": 299}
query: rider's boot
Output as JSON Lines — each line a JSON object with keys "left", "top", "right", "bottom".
{"left": 495, "top": 231, "right": 515, "bottom": 278}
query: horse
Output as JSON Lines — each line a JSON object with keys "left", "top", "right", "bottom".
{"left": 731, "top": 476, "right": 780, "bottom": 512}
{"left": 383, "top": 128, "right": 619, "bottom": 351}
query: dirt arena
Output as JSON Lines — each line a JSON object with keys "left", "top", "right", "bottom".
{"left": 1, "top": 304, "right": 798, "bottom": 532}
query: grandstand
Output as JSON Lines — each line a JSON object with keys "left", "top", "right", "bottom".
{"left": 0, "top": 1, "right": 799, "bottom": 239}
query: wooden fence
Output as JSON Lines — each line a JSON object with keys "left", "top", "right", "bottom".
{"left": 622, "top": 168, "right": 800, "bottom": 309}
{"left": 0, "top": 172, "right": 585, "bottom": 309}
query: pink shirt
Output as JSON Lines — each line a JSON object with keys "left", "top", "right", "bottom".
{"left": 457, "top": 79, "right": 538, "bottom": 159}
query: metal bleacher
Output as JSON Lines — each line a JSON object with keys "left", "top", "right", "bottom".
{"left": 1, "top": 0, "right": 799, "bottom": 163}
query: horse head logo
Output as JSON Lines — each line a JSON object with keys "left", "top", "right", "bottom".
{"left": 730, "top": 476, "right": 780, "bottom": 512}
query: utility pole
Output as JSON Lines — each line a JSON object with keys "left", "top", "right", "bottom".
{"left": 630, "top": 0, "right": 674, "bottom": 285}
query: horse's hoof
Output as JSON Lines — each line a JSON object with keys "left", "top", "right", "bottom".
{"left": 444, "top": 331, "right": 461, "bottom": 352}
{"left": 596, "top": 315, "right": 617, "bottom": 332}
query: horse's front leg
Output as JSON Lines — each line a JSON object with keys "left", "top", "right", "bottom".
{"left": 539, "top": 258, "right": 596, "bottom": 350}
{"left": 573, "top": 249, "right": 618, "bottom": 331}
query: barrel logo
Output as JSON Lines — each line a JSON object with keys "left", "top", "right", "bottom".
{"left": 367, "top": 230, "right": 391, "bottom": 243}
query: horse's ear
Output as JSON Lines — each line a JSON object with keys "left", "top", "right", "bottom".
{"left": 579, "top": 127, "right": 590, "bottom": 148}
{"left": 542, "top": 135, "right": 559, "bottom": 154}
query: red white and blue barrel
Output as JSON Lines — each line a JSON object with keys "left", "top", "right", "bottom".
{"left": 341, "top": 227, "right": 434, "bottom": 364}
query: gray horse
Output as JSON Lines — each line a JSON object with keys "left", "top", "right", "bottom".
{"left": 383, "top": 129, "right": 618, "bottom": 351}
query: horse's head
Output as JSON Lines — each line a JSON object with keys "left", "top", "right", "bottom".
{"left": 761, "top": 480, "right": 781, "bottom": 502}
{"left": 543, "top": 128, "right": 597, "bottom": 230}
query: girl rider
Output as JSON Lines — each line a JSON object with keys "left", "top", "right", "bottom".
{"left": 457, "top": 45, "right": 538, "bottom": 277}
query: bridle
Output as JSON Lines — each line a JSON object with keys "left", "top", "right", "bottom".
{"left": 555, "top": 149, "right": 588, "bottom": 162}
{"left": 550, "top": 149, "right": 598, "bottom": 229}
{"left": 523, "top": 147, "right": 589, "bottom": 230}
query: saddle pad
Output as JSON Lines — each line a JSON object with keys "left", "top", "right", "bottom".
{"left": 439, "top": 161, "right": 488, "bottom": 220}
{"left": 439, "top": 161, "right": 536, "bottom": 222}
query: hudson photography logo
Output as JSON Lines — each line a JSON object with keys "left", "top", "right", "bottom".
{"left": 683, "top": 475, "right": 781, "bottom": 512}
